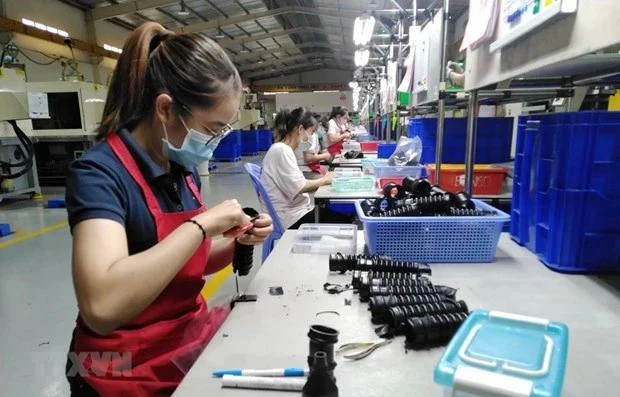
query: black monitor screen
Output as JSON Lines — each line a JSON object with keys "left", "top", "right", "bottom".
{"left": 32, "top": 92, "right": 82, "bottom": 130}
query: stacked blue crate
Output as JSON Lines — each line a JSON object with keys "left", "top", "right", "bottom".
{"left": 240, "top": 130, "right": 260, "bottom": 155}
{"left": 213, "top": 130, "right": 241, "bottom": 162}
{"left": 511, "top": 111, "right": 620, "bottom": 273}
{"left": 258, "top": 129, "right": 273, "bottom": 151}
{"left": 408, "top": 117, "right": 514, "bottom": 164}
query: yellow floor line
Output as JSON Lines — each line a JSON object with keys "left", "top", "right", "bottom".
{"left": 0, "top": 220, "right": 68, "bottom": 249}
{"left": 201, "top": 264, "right": 233, "bottom": 300}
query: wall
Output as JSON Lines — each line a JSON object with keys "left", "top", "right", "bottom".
{"left": 274, "top": 91, "right": 352, "bottom": 113}
{"left": 252, "top": 68, "right": 353, "bottom": 86}
{"left": 2, "top": 0, "right": 123, "bottom": 84}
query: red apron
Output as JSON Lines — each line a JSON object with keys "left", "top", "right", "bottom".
{"left": 72, "top": 133, "right": 228, "bottom": 396}
{"left": 327, "top": 122, "right": 347, "bottom": 156}
{"left": 306, "top": 161, "right": 326, "bottom": 175}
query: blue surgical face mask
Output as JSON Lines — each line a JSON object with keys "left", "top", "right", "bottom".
{"left": 161, "top": 116, "right": 221, "bottom": 169}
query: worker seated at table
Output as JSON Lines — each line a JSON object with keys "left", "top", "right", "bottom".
{"left": 262, "top": 107, "right": 354, "bottom": 229}
{"left": 63, "top": 22, "right": 273, "bottom": 396}
{"left": 326, "top": 106, "right": 353, "bottom": 156}
{"left": 293, "top": 114, "right": 331, "bottom": 179}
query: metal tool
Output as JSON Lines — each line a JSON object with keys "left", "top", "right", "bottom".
{"left": 336, "top": 339, "right": 392, "bottom": 360}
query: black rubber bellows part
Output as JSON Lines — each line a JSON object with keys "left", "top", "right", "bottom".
{"left": 302, "top": 351, "right": 338, "bottom": 397}
{"left": 382, "top": 182, "right": 406, "bottom": 199}
{"left": 369, "top": 294, "right": 450, "bottom": 323}
{"left": 430, "top": 185, "right": 449, "bottom": 197}
{"left": 451, "top": 191, "right": 475, "bottom": 209}
{"left": 415, "top": 195, "right": 452, "bottom": 215}
{"left": 307, "top": 325, "right": 339, "bottom": 374}
{"left": 404, "top": 312, "right": 469, "bottom": 349}
{"left": 231, "top": 207, "right": 259, "bottom": 276}
{"left": 402, "top": 177, "right": 432, "bottom": 197}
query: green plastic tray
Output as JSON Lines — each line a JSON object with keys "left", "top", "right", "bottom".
{"left": 331, "top": 176, "right": 376, "bottom": 192}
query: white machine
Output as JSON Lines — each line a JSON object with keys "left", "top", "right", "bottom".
{"left": 0, "top": 67, "right": 41, "bottom": 202}
{"left": 234, "top": 92, "right": 260, "bottom": 130}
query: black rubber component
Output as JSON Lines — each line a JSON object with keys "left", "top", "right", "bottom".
{"left": 370, "top": 284, "right": 437, "bottom": 297}
{"left": 328, "top": 253, "right": 391, "bottom": 273}
{"left": 388, "top": 301, "right": 469, "bottom": 333}
{"left": 307, "top": 325, "right": 339, "bottom": 374}
{"left": 329, "top": 254, "right": 430, "bottom": 275}
{"left": 415, "top": 195, "right": 452, "bottom": 214}
{"left": 378, "top": 203, "right": 421, "bottom": 217}
{"left": 359, "top": 276, "right": 433, "bottom": 302}
{"left": 430, "top": 185, "right": 449, "bottom": 197}
{"left": 302, "top": 351, "right": 338, "bottom": 397}
{"left": 231, "top": 208, "right": 259, "bottom": 276}
{"left": 451, "top": 191, "right": 475, "bottom": 209}
{"left": 369, "top": 272, "right": 432, "bottom": 282}
{"left": 369, "top": 294, "right": 449, "bottom": 323}
{"left": 449, "top": 207, "right": 498, "bottom": 216}
{"left": 404, "top": 312, "right": 469, "bottom": 349}
{"left": 382, "top": 182, "right": 406, "bottom": 199}
{"left": 402, "top": 177, "right": 432, "bottom": 197}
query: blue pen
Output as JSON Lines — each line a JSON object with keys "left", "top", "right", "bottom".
{"left": 213, "top": 368, "right": 308, "bottom": 377}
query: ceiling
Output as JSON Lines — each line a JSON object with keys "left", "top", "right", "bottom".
{"left": 63, "top": 0, "right": 468, "bottom": 82}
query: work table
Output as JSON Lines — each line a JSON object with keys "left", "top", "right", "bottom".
{"left": 174, "top": 231, "right": 620, "bottom": 396}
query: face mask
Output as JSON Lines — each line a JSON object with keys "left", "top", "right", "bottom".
{"left": 161, "top": 116, "right": 220, "bottom": 168}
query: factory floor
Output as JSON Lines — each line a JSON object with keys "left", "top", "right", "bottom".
{"left": 0, "top": 156, "right": 265, "bottom": 397}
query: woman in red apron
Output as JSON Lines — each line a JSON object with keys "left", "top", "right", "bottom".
{"left": 294, "top": 118, "right": 331, "bottom": 178}
{"left": 326, "top": 106, "right": 353, "bottom": 156}
{"left": 64, "top": 23, "right": 273, "bottom": 396}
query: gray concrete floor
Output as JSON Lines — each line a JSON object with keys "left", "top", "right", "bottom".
{"left": 0, "top": 156, "right": 265, "bottom": 397}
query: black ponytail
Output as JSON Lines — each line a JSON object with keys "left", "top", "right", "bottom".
{"left": 329, "top": 106, "right": 348, "bottom": 121}
{"left": 273, "top": 107, "right": 317, "bottom": 142}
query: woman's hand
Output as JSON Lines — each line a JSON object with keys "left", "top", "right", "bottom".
{"left": 236, "top": 213, "right": 274, "bottom": 246}
{"left": 321, "top": 171, "right": 336, "bottom": 186}
{"left": 195, "top": 199, "right": 250, "bottom": 236}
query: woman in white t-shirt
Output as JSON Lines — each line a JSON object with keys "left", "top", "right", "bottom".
{"left": 261, "top": 107, "right": 354, "bottom": 229}
{"left": 293, "top": 119, "right": 331, "bottom": 179}
{"left": 326, "top": 106, "right": 353, "bottom": 156}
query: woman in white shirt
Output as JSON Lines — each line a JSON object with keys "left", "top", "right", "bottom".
{"left": 261, "top": 107, "right": 354, "bottom": 229}
{"left": 293, "top": 117, "right": 331, "bottom": 179}
{"left": 326, "top": 106, "right": 353, "bottom": 156}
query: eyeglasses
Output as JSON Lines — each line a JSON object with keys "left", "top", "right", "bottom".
{"left": 178, "top": 102, "right": 238, "bottom": 145}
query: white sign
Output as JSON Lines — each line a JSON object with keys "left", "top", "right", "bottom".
{"left": 28, "top": 92, "right": 49, "bottom": 119}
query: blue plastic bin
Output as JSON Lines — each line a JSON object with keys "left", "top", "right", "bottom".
{"left": 213, "top": 143, "right": 241, "bottom": 162}
{"left": 511, "top": 111, "right": 620, "bottom": 273}
{"left": 240, "top": 130, "right": 260, "bottom": 155}
{"left": 408, "top": 117, "right": 514, "bottom": 164}
{"left": 258, "top": 129, "right": 273, "bottom": 151}
{"left": 435, "top": 310, "right": 569, "bottom": 397}
{"left": 0, "top": 223, "right": 11, "bottom": 237}
{"left": 377, "top": 143, "right": 397, "bottom": 158}
{"left": 355, "top": 199, "right": 509, "bottom": 263}
{"left": 220, "top": 130, "right": 241, "bottom": 146}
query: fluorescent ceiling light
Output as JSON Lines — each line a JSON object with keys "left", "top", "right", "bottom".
{"left": 313, "top": 90, "right": 339, "bottom": 93}
{"left": 58, "top": 30, "right": 69, "bottom": 37}
{"left": 46, "top": 26, "right": 58, "bottom": 34}
{"left": 104, "top": 44, "right": 122, "bottom": 54}
{"left": 355, "top": 49, "right": 369, "bottom": 67}
{"left": 263, "top": 91, "right": 288, "bottom": 95}
{"left": 34, "top": 22, "right": 47, "bottom": 31}
{"left": 353, "top": 15, "right": 375, "bottom": 46}
{"left": 21, "top": 18, "right": 34, "bottom": 27}
{"left": 177, "top": 1, "right": 190, "bottom": 16}
{"left": 348, "top": 81, "right": 359, "bottom": 89}
{"left": 22, "top": 18, "right": 69, "bottom": 38}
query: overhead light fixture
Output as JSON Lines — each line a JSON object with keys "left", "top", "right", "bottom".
{"left": 313, "top": 90, "right": 339, "bottom": 93}
{"left": 355, "top": 49, "right": 369, "bottom": 67}
{"left": 215, "top": 27, "right": 226, "bottom": 39}
{"left": 257, "top": 60, "right": 264, "bottom": 64}
{"left": 22, "top": 18, "right": 69, "bottom": 38}
{"left": 263, "top": 91, "right": 288, "bottom": 95}
{"left": 104, "top": 43, "right": 123, "bottom": 54}
{"left": 353, "top": 14, "right": 376, "bottom": 46}
{"left": 369, "top": 0, "right": 378, "bottom": 8}
{"left": 348, "top": 81, "right": 359, "bottom": 89}
{"left": 177, "top": 1, "right": 190, "bottom": 16}
{"left": 239, "top": 46, "right": 250, "bottom": 53}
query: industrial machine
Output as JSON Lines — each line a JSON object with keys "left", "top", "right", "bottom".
{"left": 19, "top": 81, "right": 107, "bottom": 185}
{"left": 235, "top": 92, "right": 260, "bottom": 129}
{"left": 0, "top": 67, "right": 41, "bottom": 203}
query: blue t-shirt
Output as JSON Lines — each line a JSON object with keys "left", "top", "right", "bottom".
{"left": 65, "top": 129, "right": 202, "bottom": 254}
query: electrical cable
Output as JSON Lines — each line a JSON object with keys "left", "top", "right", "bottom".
{"left": 0, "top": 121, "right": 35, "bottom": 180}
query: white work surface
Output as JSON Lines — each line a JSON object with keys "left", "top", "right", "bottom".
{"left": 175, "top": 231, "right": 620, "bottom": 396}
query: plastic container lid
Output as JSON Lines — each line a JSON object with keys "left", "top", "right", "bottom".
{"left": 291, "top": 224, "right": 357, "bottom": 254}
{"left": 435, "top": 310, "right": 569, "bottom": 397}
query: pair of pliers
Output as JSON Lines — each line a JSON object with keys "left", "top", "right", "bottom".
{"left": 336, "top": 339, "right": 392, "bottom": 360}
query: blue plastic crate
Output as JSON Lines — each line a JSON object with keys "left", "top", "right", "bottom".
{"left": 355, "top": 199, "right": 509, "bottom": 263}
{"left": 47, "top": 198, "right": 66, "bottom": 208}
{"left": 258, "top": 129, "right": 273, "bottom": 151}
{"left": 240, "top": 131, "right": 260, "bottom": 155}
{"left": 373, "top": 164, "right": 427, "bottom": 178}
{"left": 408, "top": 117, "right": 514, "bottom": 164}
{"left": 377, "top": 143, "right": 397, "bottom": 158}
{"left": 327, "top": 203, "right": 356, "bottom": 216}
{"left": 213, "top": 143, "right": 241, "bottom": 162}
{"left": 511, "top": 111, "right": 620, "bottom": 273}
{"left": 220, "top": 130, "right": 241, "bottom": 146}
{"left": 0, "top": 223, "right": 11, "bottom": 237}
